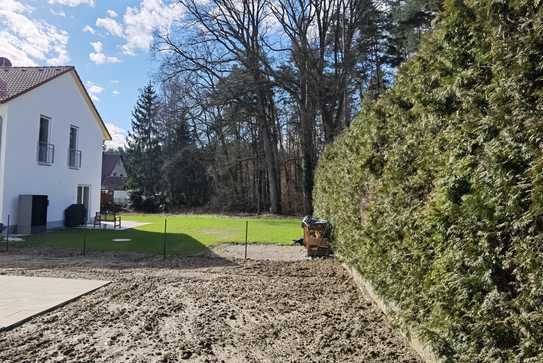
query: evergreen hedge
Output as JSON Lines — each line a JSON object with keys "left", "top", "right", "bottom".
{"left": 314, "top": 0, "right": 543, "bottom": 361}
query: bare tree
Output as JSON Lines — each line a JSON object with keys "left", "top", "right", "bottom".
{"left": 269, "top": 0, "right": 367, "bottom": 213}
{"left": 157, "top": 0, "right": 283, "bottom": 213}
{"left": 148, "top": 0, "right": 430, "bottom": 215}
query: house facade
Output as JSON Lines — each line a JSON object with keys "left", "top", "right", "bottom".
{"left": 0, "top": 64, "right": 111, "bottom": 232}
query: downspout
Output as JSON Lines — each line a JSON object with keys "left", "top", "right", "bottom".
{"left": 0, "top": 114, "right": 5, "bottom": 226}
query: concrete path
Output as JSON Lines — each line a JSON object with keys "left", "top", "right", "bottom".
{"left": 77, "top": 220, "right": 149, "bottom": 231}
{"left": 0, "top": 275, "right": 109, "bottom": 331}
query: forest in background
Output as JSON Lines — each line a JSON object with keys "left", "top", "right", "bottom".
{"left": 114, "top": 0, "right": 441, "bottom": 214}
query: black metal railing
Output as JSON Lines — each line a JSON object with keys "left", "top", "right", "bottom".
{"left": 68, "top": 149, "right": 82, "bottom": 169}
{"left": 38, "top": 142, "right": 55, "bottom": 164}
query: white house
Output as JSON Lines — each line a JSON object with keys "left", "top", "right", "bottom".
{"left": 0, "top": 61, "right": 111, "bottom": 233}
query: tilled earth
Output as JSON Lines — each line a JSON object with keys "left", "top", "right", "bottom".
{"left": 0, "top": 251, "right": 420, "bottom": 362}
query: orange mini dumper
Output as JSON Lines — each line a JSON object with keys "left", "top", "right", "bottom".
{"left": 301, "top": 216, "right": 332, "bottom": 258}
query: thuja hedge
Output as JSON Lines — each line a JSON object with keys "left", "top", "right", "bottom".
{"left": 314, "top": 0, "right": 543, "bottom": 361}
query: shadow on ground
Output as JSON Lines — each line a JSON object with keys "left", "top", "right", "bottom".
{"left": 0, "top": 227, "right": 237, "bottom": 271}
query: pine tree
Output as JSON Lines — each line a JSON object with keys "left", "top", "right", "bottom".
{"left": 159, "top": 84, "right": 206, "bottom": 209}
{"left": 383, "top": 0, "right": 441, "bottom": 67}
{"left": 125, "top": 82, "right": 162, "bottom": 211}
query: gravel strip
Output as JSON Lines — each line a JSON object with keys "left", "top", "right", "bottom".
{"left": 210, "top": 243, "right": 308, "bottom": 261}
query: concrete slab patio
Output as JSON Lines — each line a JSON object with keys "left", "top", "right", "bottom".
{"left": 0, "top": 275, "right": 110, "bottom": 331}
{"left": 76, "top": 220, "right": 150, "bottom": 231}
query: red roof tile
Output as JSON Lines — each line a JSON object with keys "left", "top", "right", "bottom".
{"left": 0, "top": 66, "right": 73, "bottom": 103}
{"left": 0, "top": 66, "right": 112, "bottom": 140}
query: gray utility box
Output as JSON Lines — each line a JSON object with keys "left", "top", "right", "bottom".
{"left": 17, "top": 195, "right": 49, "bottom": 234}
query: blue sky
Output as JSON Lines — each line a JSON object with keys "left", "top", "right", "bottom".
{"left": 1, "top": 0, "right": 184, "bottom": 148}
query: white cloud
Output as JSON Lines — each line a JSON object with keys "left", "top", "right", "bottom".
{"left": 105, "top": 122, "right": 128, "bottom": 149}
{"left": 47, "top": 48, "right": 70, "bottom": 65}
{"left": 121, "top": 0, "right": 184, "bottom": 55}
{"left": 82, "top": 25, "right": 95, "bottom": 34}
{"left": 89, "top": 41, "right": 121, "bottom": 64}
{"left": 86, "top": 81, "right": 104, "bottom": 102}
{"left": 112, "top": 90, "right": 120, "bottom": 95}
{"left": 90, "top": 41, "right": 103, "bottom": 53}
{"left": 96, "top": 17, "right": 124, "bottom": 37}
{"left": 48, "top": 0, "right": 95, "bottom": 7}
{"left": 90, "top": 53, "right": 120, "bottom": 64}
{"left": 0, "top": 0, "right": 70, "bottom": 66}
{"left": 50, "top": 9, "right": 66, "bottom": 17}
{"left": 90, "top": 1, "right": 184, "bottom": 56}
{"left": 2, "top": 0, "right": 28, "bottom": 12}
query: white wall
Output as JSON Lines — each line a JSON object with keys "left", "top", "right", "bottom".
{"left": 113, "top": 190, "right": 130, "bottom": 206}
{"left": 2, "top": 71, "right": 105, "bottom": 229}
{"left": 0, "top": 104, "right": 7, "bottom": 223}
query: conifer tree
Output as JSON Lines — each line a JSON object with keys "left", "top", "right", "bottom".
{"left": 125, "top": 82, "right": 162, "bottom": 210}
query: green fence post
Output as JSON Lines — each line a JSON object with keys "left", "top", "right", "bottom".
{"left": 244, "top": 221, "right": 248, "bottom": 259}
{"left": 82, "top": 228, "right": 87, "bottom": 256}
{"left": 5, "top": 215, "right": 9, "bottom": 252}
{"left": 163, "top": 217, "right": 167, "bottom": 259}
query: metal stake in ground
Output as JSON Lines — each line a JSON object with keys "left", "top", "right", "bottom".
{"left": 82, "top": 228, "right": 87, "bottom": 256}
{"left": 244, "top": 221, "right": 248, "bottom": 259}
{"left": 163, "top": 217, "right": 168, "bottom": 259}
{"left": 5, "top": 214, "right": 10, "bottom": 252}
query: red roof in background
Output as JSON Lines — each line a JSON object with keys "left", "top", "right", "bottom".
{"left": 0, "top": 66, "right": 73, "bottom": 103}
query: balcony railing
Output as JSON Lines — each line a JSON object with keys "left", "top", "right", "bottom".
{"left": 38, "top": 142, "right": 55, "bottom": 165}
{"left": 68, "top": 149, "right": 82, "bottom": 169}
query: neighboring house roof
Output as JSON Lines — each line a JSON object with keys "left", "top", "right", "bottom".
{"left": 0, "top": 66, "right": 111, "bottom": 140}
{"left": 102, "top": 153, "right": 122, "bottom": 178}
{"left": 102, "top": 153, "right": 127, "bottom": 191}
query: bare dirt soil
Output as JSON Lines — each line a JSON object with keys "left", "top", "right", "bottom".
{"left": 0, "top": 250, "right": 420, "bottom": 362}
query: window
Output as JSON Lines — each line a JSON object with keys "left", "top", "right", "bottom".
{"left": 37, "top": 116, "right": 54, "bottom": 164}
{"left": 69, "top": 126, "right": 77, "bottom": 150}
{"left": 39, "top": 117, "right": 49, "bottom": 144}
{"left": 68, "top": 125, "right": 81, "bottom": 169}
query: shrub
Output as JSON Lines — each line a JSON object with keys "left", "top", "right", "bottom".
{"left": 129, "top": 190, "right": 144, "bottom": 211}
{"left": 129, "top": 191, "right": 162, "bottom": 213}
{"left": 314, "top": 0, "right": 543, "bottom": 361}
{"left": 141, "top": 195, "right": 162, "bottom": 213}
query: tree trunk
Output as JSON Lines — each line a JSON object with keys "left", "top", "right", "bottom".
{"left": 254, "top": 72, "right": 282, "bottom": 214}
{"left": 321, "top": 103, "right": 337, "bottom": 145}
{"left": 260, "top": 122, "right": 281, "bottom": 214}
{"left": 300, "top": 107, "right": 315, "bottom": 215}
{"left": 299, "top": 74, "right": 316, "bottom": 215}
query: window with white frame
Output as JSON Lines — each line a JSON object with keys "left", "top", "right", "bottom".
{"left": 68, "top": 125, "right": 81, "bottom": 169}
{"left": 38, "top": 116, "right": 54, "bottom": 164}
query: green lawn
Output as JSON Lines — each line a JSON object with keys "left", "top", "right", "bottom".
{"left": 19, "top": 214, "right": 302, "bottom": 256}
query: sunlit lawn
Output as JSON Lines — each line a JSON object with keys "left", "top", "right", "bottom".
{"left": 19, "top": 214, "right": 302, "bottom": 256}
